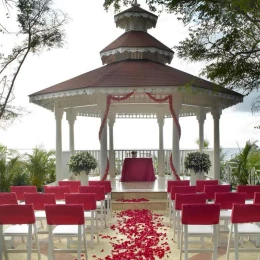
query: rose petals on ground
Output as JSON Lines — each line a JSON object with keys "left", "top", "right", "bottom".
{"left": 99, "top": 209, "right": 170, "bottom": 259}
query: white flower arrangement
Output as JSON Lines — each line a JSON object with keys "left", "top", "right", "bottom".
{"left": 184, "top": 152, "right": 212, "bottom": 174}
{"left": 68, "top": 151, "right": 97, "bottom": 175}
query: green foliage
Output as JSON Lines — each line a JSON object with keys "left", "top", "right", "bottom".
{"left": 0, "top": 144, "right": 29, "bottom": 191}
{"left": 230, "top": 140, "right": 260, "bottom": 185}
{"left": 68, "top": 151, "right": 97, "bottom": 175}
{"left": 195, "top": 138, "right": 210, "bottom": 149}
{"left": 12, "top": 171, "right": 31, "bottom": 186}
{"left": 26, "top": 147, "right": 55, "bottom": 190}
{"left": 184, "top": 151, "right": 212, "bottom": 173}
{"left": 104, "top": 0, "right": 260, "bottom": 95}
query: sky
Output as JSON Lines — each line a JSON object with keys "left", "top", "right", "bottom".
{"left": 0, "top": 0, "right": 260, "bottom": 152}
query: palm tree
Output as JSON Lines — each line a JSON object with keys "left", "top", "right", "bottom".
{"left": 26, "top": 147, "right": 55, "bottom": 190}
{"left": 0, "top": 144, "right": 26, "bottom": 191}
{"left": 231, "top": 140, "right": 260, "bottom": 185}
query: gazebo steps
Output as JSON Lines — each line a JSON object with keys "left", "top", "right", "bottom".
{"left": 111, "top": 191, "right": 167, "bottom": 210}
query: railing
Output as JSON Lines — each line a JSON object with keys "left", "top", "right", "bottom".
{"left": 62, "top": 149, "right": 198, "bottom": 178}
{"left": 221, "top": 161, "right": 260, "bottom": 185}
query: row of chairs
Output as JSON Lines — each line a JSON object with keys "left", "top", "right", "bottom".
{"left": 175, "top": 192, "right": 260, "bottom": 260}
{"left": 1, "top": 180, "right": 112, "bottom": 260}
{"left": 168, "top": 180, "right": 260, "bottom": 226}
{"left": 0, "top": 203, "right": 88, "bottom": 260}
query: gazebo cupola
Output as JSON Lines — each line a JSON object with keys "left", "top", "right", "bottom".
{"left": 100, "top": 1, "right": 174, "bottom": 65}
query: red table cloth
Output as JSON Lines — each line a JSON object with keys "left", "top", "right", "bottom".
{"left": 121, "top": 158, "right": 156, "bottom": 182}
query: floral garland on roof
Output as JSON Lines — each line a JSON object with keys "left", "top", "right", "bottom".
{"left": 99, "top": 92, "right": 181, "bottom": 181}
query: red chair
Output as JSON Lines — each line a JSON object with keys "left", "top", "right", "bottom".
{"left": 24, "top": 193, "right": 56, "bottom": 230}
{"left": 226, "top": 204, "right": 260, "bottom": 260}
{"left": 214, "top": 192, "right": 246, "bottom": 235}
{"left": 89, "top": 180, "right": 112, "bottom": 218}
{"left": 174, "top": 193, "right": 206, "bottom": 249}
{"left": 253, "top": 192, "right": 260, "bottom": 204}
{"left": 204, "top": 184, "right": 231, "bottom": 201}
{"left": 58, "top": 180, "right": 81, "bottom": 193}
{"left": 0, "top": 192, "right": 18, "bottom": 204}
{"left": 65, "top": 193, "right": 99, "bottom": 247}
{"left": 167, "top": 180, "right": 190, "bottom": 221}
{"left": 236, "top": 185, "right": 260, "bottom": 200}
{"left": 196, "top": 180, "right": 218, "bottom": 192}
{"left": 45, "top": 204, "right": 87, "bottom": 260}
{"left": 10, "top": 186, "right": 37, "bottom": 202}
{"left": 169, "top": 186, "right": 197, "bottom": 228}
{"left": 180, "top": 203, "right": 220, "bottom": 260}
{"left": 0, "top": 204, "right": 41, "bottom": 260}
{"left": 44, "top": 185, "right": 71, "bottom": 201}
{"left": 79, "top": 185, "right": 106, "bottom": 229}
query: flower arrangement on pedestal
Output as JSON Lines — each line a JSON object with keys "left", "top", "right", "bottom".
{"left": 68, "top": 151, "right": 97, "bottom": 176}
{"left": 184, "top": 151, "right": 212, "bottom": 174}
{"left": 131, "top": 151, "right": 137, "bottom": 158}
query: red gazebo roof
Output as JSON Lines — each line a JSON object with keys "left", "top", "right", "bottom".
{"left": 101, "top": 31, "right": 174, "bottom": 53}
{"left": 30, "top": 59, "right": 242, "bottom": 97}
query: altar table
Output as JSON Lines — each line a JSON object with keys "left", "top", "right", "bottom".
{"left": 121, "top": 158, "right": 156, "bottom": 182}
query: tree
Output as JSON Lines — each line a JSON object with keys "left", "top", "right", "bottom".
{"left": 0, "top": 0, "right": 68, "bottom": 127}
{"left": 195, "top": 138, "right": 209, "bottom": 149}
{"left": 104, "top": 0, "right": 260, "bottom": 95}
{"left": 230, "top": 140, "right": 260, "bottom": 185}
{"left": 26, "top": 146, "right": 55, "bottom": 190}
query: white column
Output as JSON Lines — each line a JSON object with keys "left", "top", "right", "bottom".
{"left": 172, "top": 94, "right": 182, "bottom": 179}
{"left": 211, "top": 107, "right": 222, "bottom": 180}
{"left": 66, "top": 108, "right": 77, "bottom": 155}
{"left": 108, "top": 116, "right": 116, "bottom": 178}
{"left": 99, "top": 95, "right": 108, "bottom": 180}
{"left": 157, "top": 110, "right": 165, "bottom": 178}
{"left": 196, "top": 107, "right": 206, "bottom": 152}
{"left": 55, "top": 106, "right": 63, "bottom": 182}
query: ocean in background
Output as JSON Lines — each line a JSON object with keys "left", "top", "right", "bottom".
{"left": 222, "top": 148, "right": 240, "bottom": 161}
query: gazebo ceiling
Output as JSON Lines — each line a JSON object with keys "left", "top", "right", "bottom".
{"left": 29, "top": 4, "right": 244, "bottom": 119}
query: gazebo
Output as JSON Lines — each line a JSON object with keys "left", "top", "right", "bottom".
{"left": 29, "top": 2, "right": 243, "bottom": 182}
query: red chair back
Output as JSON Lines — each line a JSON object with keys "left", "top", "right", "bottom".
{"left": 79, "top": 186, "right": 105, "bottom": 201}
{"left": 45, "top": 204, "right": 85, "bottom": 225}
{"left": 181, "top": 204, "right": 220, "bottom": 225}
{"left": 167, "top": 180, "right": 190, "bottom": 193}
{"left": 58, "top": 181, "right": 81, "bottom": 193}
{"left": 204, "top": 185, "right": 231, "bottom": 200}
{"left": 0, "top": 204, "right": 35, "bottom": 224}
{"left": 231, "top": 204, "right": 260, "bottom": 223}
{"left": 170, "top": 186, "right": 197, "bottom": 200}
{"left": 214, "top": 192, "right": 246, "bottom": 209}
{"left": 254, "top": 192, "right": 260, "bottom": 204}
{"left": 65, "top": 193, "right": 96, "bottom": 211}
{"left": 236, "top": 185, "right": 260, "bottom": 200}
{"left": 24, "top": 193, "right": 56, "bottom": 210}
{"left": 196, "top": 180, "right": 218, "bottom": 192}
{"left": 0, "top": 192, "right": 18, "bottom": 204}
{"left": 44, "top": 185, "right": 71, "bottom": 200}
{"left": 175, "top": 193, "right": 207, "bottom": 210}
{"left": 10, "top": 186, "right": 37, "bottom": 200}
{"left": 89, "top": 180, "right": 112, "bottom": 193}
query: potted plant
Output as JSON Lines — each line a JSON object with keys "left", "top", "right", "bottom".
{"left": 131, "top": 151, "right": 137, "bottom": 158}
{"left": 184, "top": 151, "right": 212, "bottom": 185}
{"left": 68, "top": 151, "right": 97, "bottom": 185}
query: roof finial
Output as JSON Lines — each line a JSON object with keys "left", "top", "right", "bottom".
{"left": 132, "top": 0, "right": 140, "bottom": 7}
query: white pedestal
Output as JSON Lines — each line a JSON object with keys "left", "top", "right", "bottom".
{"left": 76, "top": 171, "right": 89, "bottom": 186}
{"left": 190, "top": 171, "right": 204, "bottom": 186}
